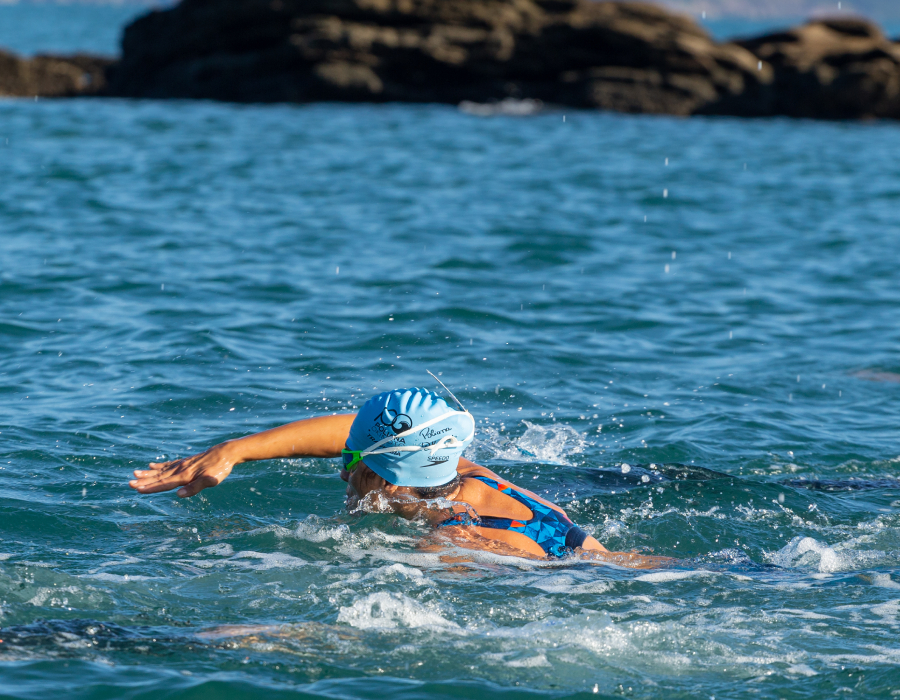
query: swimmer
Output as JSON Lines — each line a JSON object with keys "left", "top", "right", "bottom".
{"left": 129, "top": 385, "right": 670, "bottom": 568}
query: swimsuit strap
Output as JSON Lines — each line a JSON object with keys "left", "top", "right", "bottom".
{"left": 468, "top": 475, "right": 579, "bottom": 558}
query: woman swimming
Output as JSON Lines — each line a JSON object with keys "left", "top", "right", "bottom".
{"left": 129, "top": 386, "right": 669, "bottom": 568}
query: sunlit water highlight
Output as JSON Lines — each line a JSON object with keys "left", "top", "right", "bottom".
{"left": 3, "top": 7, "right": 900, "bottom": 700}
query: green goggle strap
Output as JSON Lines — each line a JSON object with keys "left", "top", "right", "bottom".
{"left": 341, "top": 448, "right": 364, "bottom": 472}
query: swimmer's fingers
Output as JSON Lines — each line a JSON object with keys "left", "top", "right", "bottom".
{"left": 131, "top": 462, "right": 234, "bottom": 497}
{"left": 130, "top": 467, "right": 199, "bottom": 492}
{"left": 130, "top": 457, "right": 193, "bottom": 486}
{"left": 130, "top": 467, "right": 202, "bottom": 493}
{"left": 130, "top": 477, "right": 189, "bottom": 494}
{"left": 133, "top": 460, "right": 179, "bottom": 477}
{"left": 176, "top": 476, "right": 220, "bottom": 498}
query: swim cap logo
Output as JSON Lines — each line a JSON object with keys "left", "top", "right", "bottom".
{"left": 380, "top": 408, "right": 412, "bottom": 435}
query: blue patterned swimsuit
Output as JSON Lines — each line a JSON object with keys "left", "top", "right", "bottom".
{"left": 440, "top": 475, "right": 589, "bottom": 558}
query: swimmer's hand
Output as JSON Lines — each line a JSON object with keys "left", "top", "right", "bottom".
{"left": 130, "top": 442, "right": 237, "bottom": 498}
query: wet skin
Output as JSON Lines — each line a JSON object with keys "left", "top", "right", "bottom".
{"left": 131, "top": 413, "right": 670, "bottom": 568}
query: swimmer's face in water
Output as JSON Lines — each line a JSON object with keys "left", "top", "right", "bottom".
{"left": 341, "top": 461, "right": 426, "bottom": 515}
{"left": 342, "top": 461, "right": 387, "bottom": 509}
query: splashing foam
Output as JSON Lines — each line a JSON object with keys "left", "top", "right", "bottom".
{"left": 227, "top": 551, "right": 307, "bottom": 570}
{"left": 286, "top": 515, "right": 351, "bottom": 543}
{"left": 472, "top": 421, "right": 587, "bottom": 465}
{"left": 337, "top": 592, "right": 460, "bottom": 631}
{"left": 769, "top": 536, "right": 863, "bottom": 573}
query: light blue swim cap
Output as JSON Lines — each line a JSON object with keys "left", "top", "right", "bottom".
{"left": 347, "top": 387, "right": 475, "bottom": 488}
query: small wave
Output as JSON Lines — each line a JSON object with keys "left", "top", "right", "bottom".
{"left": 634, "top": 570, "right": 710, "bottom": 583}
{"left": 82, "top": 573, "right": 156, "bottom": 582}
{"left": 195, "top": 543, "right": 234, "bottom": 556}
{"left": 227, "top": 551, "right": 307, "bottom": 570}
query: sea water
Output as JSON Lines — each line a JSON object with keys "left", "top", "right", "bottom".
{"left": 3, "top": 5, "right": 900, "bottom": 699}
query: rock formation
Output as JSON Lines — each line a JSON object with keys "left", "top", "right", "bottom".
{"left": 4, "top": 0, "right": 900, "bottom": 121}
{"left": 736, "top": 18, "right": 900, "bottom": 119}
{"left": 0, "top": 51, "right": 112, "bottom": 98}
{"left": 104, "top": 0, "right": 773, "bottom": 116}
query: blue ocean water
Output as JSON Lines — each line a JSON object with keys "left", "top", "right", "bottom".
{"left": 0, "top": 2, "right": 163, "bottom": 57}
{"left": 3, "top": 5, "right": 900, "bottom": 700}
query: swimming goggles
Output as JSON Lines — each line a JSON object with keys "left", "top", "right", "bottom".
{"left": 341, "top": 410, "right": 473, "bottom": 473}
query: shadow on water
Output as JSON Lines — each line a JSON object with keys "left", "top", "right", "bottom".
{"left": 590, "top": 462, "right": 729, "bottom": 491}
{"left": 589, "top": 462, "right": 900, "bottom": 493}
{"left": 0, "top": 618, "right": 360, "bottom": 665}
{"left": 782, "top": 477, "right": 900, "bottom": 492}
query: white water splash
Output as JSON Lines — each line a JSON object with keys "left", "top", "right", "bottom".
{"left": 769, "top": 536, "right": 847, "bottom": 572}
{"left": 286, "top": 515, "right": 351, "bottom": 543}
{"left": 471, "top": 420, "right": 587, "bottom": 465}
{"left": 337, "top": 591, "right": 460, "bottom": 631}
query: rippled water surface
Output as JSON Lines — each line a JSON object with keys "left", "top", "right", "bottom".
{"left": 4, "top": 7, "right": 900, "bottom": 700}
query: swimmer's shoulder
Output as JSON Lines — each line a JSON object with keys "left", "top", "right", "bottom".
{"left": 456, "top": 458, "right": 503, "bottom": 482}
{"left": 455, "top": 458, "right": 569, "bottom": 518}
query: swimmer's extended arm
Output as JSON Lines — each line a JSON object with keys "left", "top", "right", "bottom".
{"left": 129, "top": 413, "right": 356, "bottom": 498}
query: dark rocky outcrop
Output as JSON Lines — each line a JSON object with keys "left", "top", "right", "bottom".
{"left": 104, "top": 0, "right": 773, "bottom": 116}
{"left": 736, "top": 18, "right": 900, "bottom": 119}
{"left": 0, "top": 51, "right": 113, "bottom": 98}
{"left": 4, "top": 1, "right": 900, "bottom": 121}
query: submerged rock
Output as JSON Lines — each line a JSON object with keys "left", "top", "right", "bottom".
{"left": 0, "top": 51, "right": 112, "bottom": 98}
{"left": 736, "top": 18, "right": 900, "bottom": 119}
{"left": 104, "top": 0, "right": 772, "bottom": 115}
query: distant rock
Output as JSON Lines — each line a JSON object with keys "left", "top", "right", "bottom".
{"left": 0, "top": 51, "right": 112, "bottom": 98}
{"left": 104, "top": 0, "right": 772, "bottom": 116}
{"left": 5, "top": 1, "right": 900, "bottom": 121}
{"left": 657, "top": 0, "right": 900, "bottom": 22}
{"left": 736, "top": 18, "right": 900, "bottom": 119}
